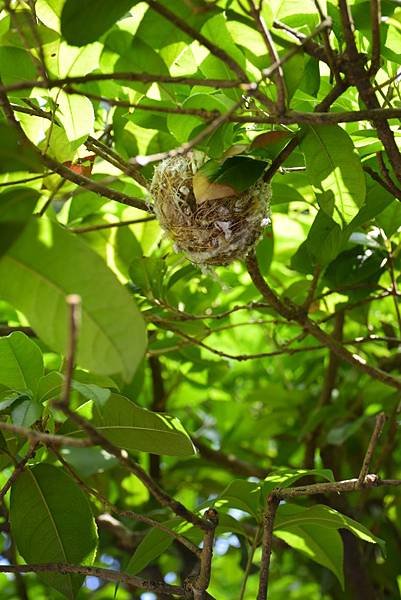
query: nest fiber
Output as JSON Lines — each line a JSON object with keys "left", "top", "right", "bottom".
{"left": 151, "top": 155, "right": 271, "bottom": 266}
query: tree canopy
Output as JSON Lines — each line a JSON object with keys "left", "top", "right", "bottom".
{"left": 0, "top": 0, "right": 401, "bottom": 599}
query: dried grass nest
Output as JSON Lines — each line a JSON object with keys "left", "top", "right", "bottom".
{"left": 150, "top": 154, "right": 271, "bottom": 266}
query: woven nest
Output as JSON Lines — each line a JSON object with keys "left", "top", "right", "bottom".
{"left": 151, "top": 155, "right": 271, "bottom": 266}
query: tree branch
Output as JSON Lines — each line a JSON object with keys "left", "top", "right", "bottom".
{"left": 248, "top": 0, "right": 287, "bottom": 113}
{"left": 69, "top": 216, "right": 155, "bottom": 234}
{"left": 0, "top": 563, "right": 187, "bottom": 596}
{"left": 56, "top": 403, "right": 211, "bottom": 531}
{"left": 257, "top": 494, "right": 280, "bottom": 600}
{"left": 0, "top": 88, "right": 151, "bottom": 211}
{"left": 0, "top": 421, "right": 92, "bottom": 448}
{"left": 192, "top": 508, "right": 219, "bottom": 599}
{"left": 358, "top": 412, "right": 387, "bottom": 484}
{"left": 53, "top": 447, "right": 201, "bottom": 558}
{"left": 338, "top": 0, "right": 401, "bottom": 184}
{"left": 0, "top": 442, "right": 39, "bottom": 502}
{"left": 194, "top": 438, "right": 268, "bottom": 478}
{"left": 246, "top": 253, "right": 401, "bottom": 390}
{"left": 59, "top": 295, "right": 80, "bottom": 408}
{"left": 369, "top": 0, "right": 381, "bottom": 75}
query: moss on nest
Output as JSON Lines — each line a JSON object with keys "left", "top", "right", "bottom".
{"left": 151, "top": 154, "right": 271, "bottom": 266}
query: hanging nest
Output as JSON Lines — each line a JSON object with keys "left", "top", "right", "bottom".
{"left": 150, "top": 154, "right": 271, "bottom": 266}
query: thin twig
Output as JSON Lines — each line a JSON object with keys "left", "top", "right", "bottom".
{"left": 363, "top": 165, "right": 401, "bottom": 200}
{"left": 4, "top": 0, "right": 47, "bottom": 82}
{"left": 273, "top": 19, "right": 330, "bottom": 64}
{"left": 0, "top": 88, "right": 151, "bottom": 212}
{"left": 53, "top": 447, "right": 201, "bottom": 558}
{"left": 0, "top": 442, "right": 39, "bottom": 502}
{"left": 55, "top": 403, "right": 211, "bottom": 531}
{"left": 304, "top": 311, "right": 345, "bottom": 469}
{"left": 276, "top": 474, "right": 401, "bottom": 499}
{"left": 338, "top": 0, "right": 401, "bottom": 185}
{"left": 239, "top": 525, "right": 262, "bottom": 600}
{"left": 192, "top": 508, "right": 219, "bottom": 599}
{"left": 313, "top": 0, "right": 342, "bottom": 83}
{"left": 0, "top": 421, "right": 92, "bottom": 447}
{"left": 194, "top": 439, "right": 267, "bottom": 478}
{"left": 369, "top": 0, "right": 381, "bottom": 75}
{"left": 130, "top": 96, "right": 246, "bottom": 166}
{"left": 246, "top": 253, "right": 401, "bottom": 390}
{"left": 59, "top": 295, "right": 81, "bottom": 408}
{"left": 0, "top": 564, "right": 186, "bottom": 596}
{"left": 248, "top": 0, "right": 286, "bottom": 113}
{"left": 69, "top": 216, "right": 155, "bottom": 234}
{"left": 262, "top": 17, "right": 333, "bottom": 81}
{"left": 358, "top": 413, "right": 387, "bottom": 484}
{"left": 0, "top": 73, "right": 248, "bottom": 94}
{"left": 257, "top": 494, "right": 280, "bottom": 600}
{"left": 143, "top": 0, "right": 275, "bottom": 112}
{"left": 376, "top": 151, "right": 401, "bottom": 198}
{"left": 38, "top": 178, "right": 66, "bottom": 217}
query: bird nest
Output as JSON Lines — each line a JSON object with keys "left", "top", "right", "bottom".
{"left": 150, "top": 155, "right": 271, "bottom": 266}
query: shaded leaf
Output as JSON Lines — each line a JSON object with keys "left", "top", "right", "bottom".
{"left": 129, "top": 257, "right": 166, "bottom": 299}
{"left": 0, "top": 124, "right": 42, "bottom": 173}
{"left": 0, "top": 332, "right": 43, "bottom": 393}
{"left": 0, "top": 188, "right": 39, "bottom": 258}
{"left": 61, "top": 0, "right": 138, "bottom": 46}
{"left": 10, "top": 464, "right": 98, "bottom": 600}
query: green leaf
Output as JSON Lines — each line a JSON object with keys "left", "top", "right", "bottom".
{"left": 0, "top": 430, "right": 9, "bottom": 454}
{"left": 215, "top": 480, "right": 262, "bottom": 517}
{"left": 125, "top": 511, "right": 243, "bottom": 580}
{"left": 200, "top": 13, "right": 246, "bottom": 82}
{"left": 0, "top": 218, "right": 147, "bottom": 382}
{"left": 129, "top": 257, "right": 166, "bottom": 299}
{"left": 61, "top": 0, "right": 138, "bottom": 45}
{"left": 275, "top": 504, "right": 385, "bottom": 553}
{"left": 0, "top": 332, "right": 43, "bottom": 393}
{"left": 301, "top": 125, "right": 366, "bottom": 226}
{"left": 10, "top": 464, "right": 98, "bottom": 600}
{"left": 324, "top": 246, "right": 387, "bottom": 293}
{"left": 291, "top": 210, "right": 343, "bottom": 272}
{"left": 275, "top": 525, "right": 345, "bottom": 587}
{"left": 35, "top": 371, "right": 64, "bottom": 403}
{"left": 55, "top": 90, "right": 94, "bottom": 143}
{"left": 67, "top": 393, "right": 196, "bottom": 456}
{"left": 60, "top": 446, "right": 118, "bottom": 477}
{"left": 275, "top": 498, "right": 386, "bottom": 588}
{"left": 71, "top": 380, "right": 111, "bottom": 406}
{"left": 167, "top": 93, "right": 233, "bottom": 144}
{"left": 0, "top": 188, "right": 39, "bottom": 258}
{"left": 11, "top": 395, "right": 42, "bottom": 427}
{"left": 35, "top": 0, "right": 63, "bottom": 32}
{"left": 125, "top": 518, "right": 188, "bottom": 577}
{"left": 262, "top": 468, "right": 334, "bottom": 495}
{"left": 0, "top": 46, "right": 37, "bottom": 90}
{"left": 0, "top": 124, "right": 43, "bottom": 173}
{"left": 193, "top": 156, "right": 267, "bottom": 203}
{"left": 326, "top": 416, "right": 368, "bottom": 445}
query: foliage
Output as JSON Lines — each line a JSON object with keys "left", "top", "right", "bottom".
{"left": 0, "top": 1, "right": 400, "bottom": 599}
